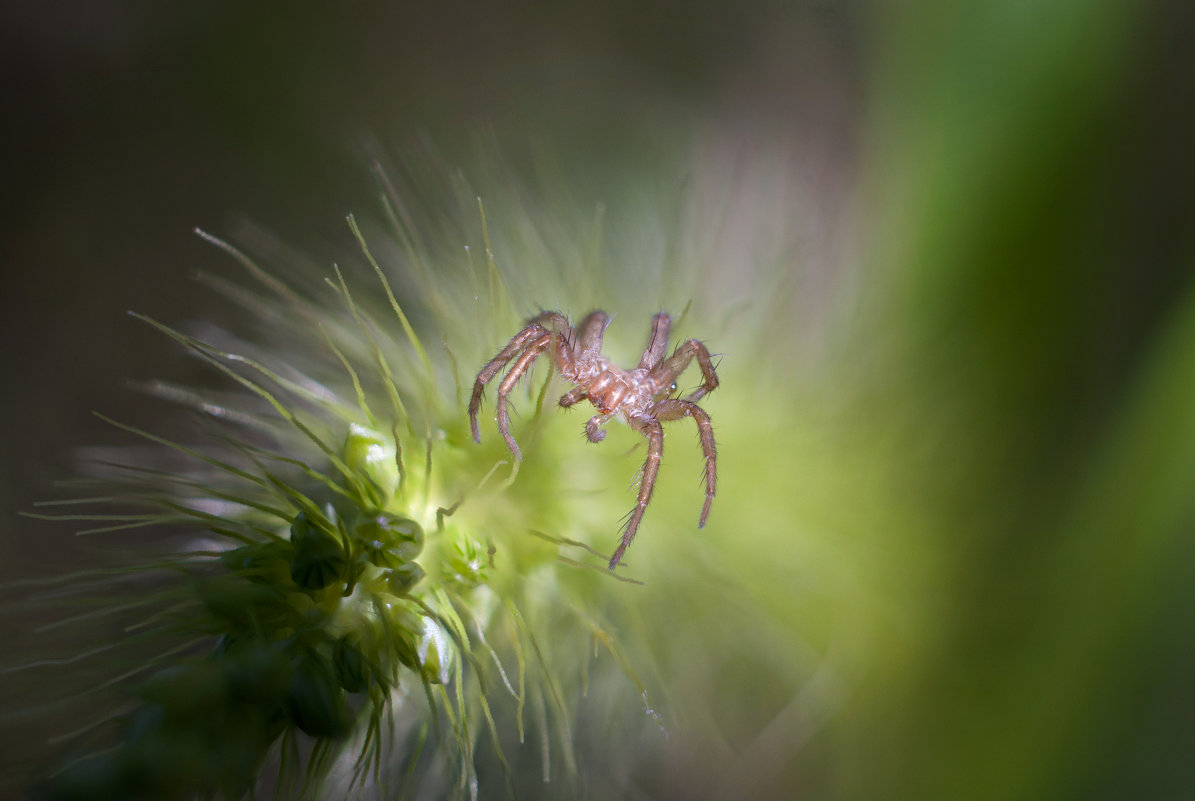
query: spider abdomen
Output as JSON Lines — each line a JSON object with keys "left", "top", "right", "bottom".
{"left": 587, "top": 368, "right": 657, "bottom": 416}
{"left": 586, "top": 370, "right": 631, "bottom": 414}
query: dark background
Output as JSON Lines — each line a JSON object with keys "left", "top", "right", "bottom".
{"left": 3, "top": 1, "right": 1194, "bottom": 799}
{"left": 0, "top": 0, "right": 859, "bottom": 571}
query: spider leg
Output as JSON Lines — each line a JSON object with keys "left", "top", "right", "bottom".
{"left": 638, "top": 312, "right": 672, "bottom": 370}
{"left": 576, "top": 310, "right": 610, "bottom": 355}
{"left": 609, "top": 418, "right": 664, "bottom": 569}
{"left": 529, "top": 311, "right": 573, "bottom": 335}
{"left": 649, "top": 338, "right": 719, "bottom": 402}
{"left": 495, "top": 333, "right": 552, "bottom": 460}
{"left": 585, "top": 412, "right": 614, "bottom": 443}
{"left": 469, "top": 323, "right": 550, "bottom": 443}
{"left": 529, "top": 312, "right": 577, "bottom": 370}
{"left": 654, "top": 398, "right": 716, "bottom": 528}
{"left": 558, "top": 386, "right": 588, "bottom": 408}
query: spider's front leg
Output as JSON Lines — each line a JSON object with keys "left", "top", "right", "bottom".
{"left": 650, "top": 338, "right": 719, "bottom": 402}
{"left": 471, "top": 314, "right": 575, "bottom": 459}
{"left": 494, "top": 336, "right": 553, "bottom": 460}
{"left": 469, "top": 323, "right": 550, "bottom": 444}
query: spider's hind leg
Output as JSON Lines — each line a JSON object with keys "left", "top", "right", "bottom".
{"left": 609, "top": 418, "right": 664, "bottom": 569}
{"left": 654, "top": 398, "right": 716, "bottom": 528}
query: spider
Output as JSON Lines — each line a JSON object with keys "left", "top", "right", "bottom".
{"left": 469, "top": 310, "right": 719, "bottom": 569}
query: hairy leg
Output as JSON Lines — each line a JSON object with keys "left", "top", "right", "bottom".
{"left": 609, "top": 419, "right": 664, "bottom": 569}
{"left": 654, "top": 398, "right": 716, "bottom": 528}
{"left": 576, "top": 310, "right": 609, "bottom": 355}
{"left": 528, "top": 311, "right": 578, "bottom": 367}
{"left": 528, "top": 311, "right": 573, "bottom": 335}
{"left": 649, "top": 338, "right": 719, "bottom": 401}
{"left": 638, "top": 312, "right": 672, "bottom": 370}
{"left": 494, "top": 333, "right": 551, "bottom": 460}
{"left": 469, "top": 323, "right": 549, "bottom": 442}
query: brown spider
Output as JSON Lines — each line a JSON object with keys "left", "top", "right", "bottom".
{"left": 469, "top": 310, "right": 719, "bottom": 569}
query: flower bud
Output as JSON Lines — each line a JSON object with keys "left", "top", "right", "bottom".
{"left": 289, "top": 512, "right": 347, "bottom": 591}
{"left": 343, "top": 424, "right": 400, "bottom": 502}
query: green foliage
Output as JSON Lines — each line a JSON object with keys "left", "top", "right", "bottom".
{"left": 18, "top": 5, "right": 1186, "bottom": 795}
{"left": 22, "top": 203, "right": 649, "bottom": 800}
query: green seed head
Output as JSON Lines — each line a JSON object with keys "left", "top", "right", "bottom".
{"left": 288, "top": 512, "right": 348, "bottom": 591}
{"left": 285, "top": 650, "right": 354, "bottom": 739}
{"left": 353, "top": 512, "right": 424, "bottom": 567}
{"left": 343, "top": 423, "right": 401, "bottom": 503}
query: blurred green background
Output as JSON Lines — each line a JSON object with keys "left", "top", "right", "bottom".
{"left": 3, "top": 0, "right": 1194, "bottom": 799}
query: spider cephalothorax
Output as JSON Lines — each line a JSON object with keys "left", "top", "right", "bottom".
{"left": 469, "top": 311, "right": 718, "bottom": 569}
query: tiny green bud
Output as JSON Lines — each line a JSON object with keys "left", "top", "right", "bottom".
{"left": 285, "top": 651, "right": 354, "bottom": 739}
{"left": 353, "top": 513, "right": 425, "bottom": 567}
{"left": 446, "top": 539, "right": 488, "bottom": 586}
{"left": 332, "top": 634, "right": 371, "bottom": 694}
{"left": 418, "top": 617, "right": 455, "bottom": 685}
{"left": 343, "top": 423, "right": 400, "bottom": 502}
{"left": 220, "top": 541, "right": 291, "bottom": 585}
{"left": 198, "top": 574, "right": 292, "bottom": 634}
{"left": 289, "top": 512, "right": 347, "bottom": 590}
{"left": 384, "top": 562, "right": 426, "bottom": 596}
{"left": 376, "top": 596, "right": 422, "bottom": 670}
{"left": 220, "top": 641, "right": 291, "bottom": 707}
{"left": 139, "top": 664, "right": 227, "bottom": 723}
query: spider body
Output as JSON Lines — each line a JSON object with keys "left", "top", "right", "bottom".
{"left": 469, "top": 310, "right": 719, "bottom": 569}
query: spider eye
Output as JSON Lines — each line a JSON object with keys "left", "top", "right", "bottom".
{"left": 669, "top": 382, "right": 677, "bottom": 392}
